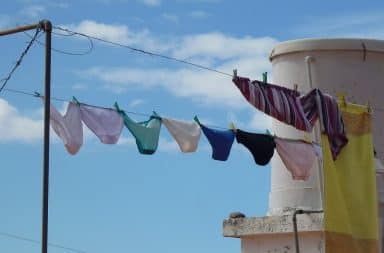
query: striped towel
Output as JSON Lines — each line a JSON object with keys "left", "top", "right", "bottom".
{"left": 310, "top": 90, "right": 348, "bottom": 160}
{"left": 233, "top": 76, "right": 312, "bottom": 131}
{"left": 233, "top": 76, "right": 348, "bottom": 160}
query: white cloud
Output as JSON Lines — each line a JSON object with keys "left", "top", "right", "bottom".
{"left": 172, "top": 33, "right": 276, "bottom": 61}
{"left": 83, "top": 66, "right": 246, "bottom": 108}
{"left": 67, "top": 20, "right": 132, "bottom": 44}
{"left": 295, "top": 11, "right": 384, "bottom": 38}
{"left": 248, "top": 112, "right": 272, "bottom": 131}
{"left": 226, "top": 110, "right": 272, "bottom": 132}
{"left": 137, "top": 0, "right": 161, "bottom": 7}
{"left": 65, "top": 20, "right": 173, "bottom": 52}
{"left": 0, "top": 99, "right": 42, "bottom": 143}
{"left": 77, "top": 26, "right": 277, "bottom": 109}
{"left": 162, "top": 13, "right": 179, "bottom": 23}
{"left": 188, "top": 10, "right": 209, "bottom": 19}
{"left": 129, "top": 99, "right": 145, "bottom": 108}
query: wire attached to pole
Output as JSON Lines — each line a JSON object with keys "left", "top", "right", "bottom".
{"left": 0, "top": 27, "right": 41, "bottom": 92}
{"left": 23, "top": 30, "right": 94, "bottom": 56}
{"left": 53, "top": 26, "right": 233, "bottom": 77}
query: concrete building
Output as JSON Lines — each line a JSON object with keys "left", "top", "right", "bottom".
{"left": 223, "top": 38, "right": 384, "bottom": 253}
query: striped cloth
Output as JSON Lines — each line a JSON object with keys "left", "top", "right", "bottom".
{"left": 301, "top": 89, "right": 348, "bottom": 160}
{"left": 233, "top": 76, "right": 348, "bottom": 160}
{"left": 233, "top": 76, "right": 312, "bottom": 131}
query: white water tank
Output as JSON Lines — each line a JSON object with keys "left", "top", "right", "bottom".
{"left": 268, "top": 38, "right": 384, "bottom": 215}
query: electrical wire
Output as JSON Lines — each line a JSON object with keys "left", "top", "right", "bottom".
{"left": 3, "top": 26, "right": 384, "bottom": 126}
{"left": 53, "top": 26, "right": 233, "bottom": 77}
{"left": 0, "top": 231, "right": 86, "bottom": 253}
{"left": 0, "top": 27, "right": 41, "bottom": 92}
{"left": 23, "top": 30, "right": 94, "bottom": 56}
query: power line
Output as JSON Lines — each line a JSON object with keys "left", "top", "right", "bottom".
{"left": 0, "top": 231, "right": 86, "bottom": 253}
{"left": 23, "top": 30, "right": 94, "bottom": 56}
{"left": 53, "top": 26, "right": 233, "bottom": 78}
{"left": 0, "top": 27, "right": 41, "bottom": 92}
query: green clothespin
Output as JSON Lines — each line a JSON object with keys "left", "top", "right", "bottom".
{"left": 233, "top": 69, "right": 238, "bottom": 80}
{"left": 229, "top": 122, "right": 237, "bottom": 132}
{"left": 114, "top": 102, "right": 122, "bottom": 112}
{"left": 34, "top": 91, "right": 41, "bottom": 97}
{"left": 262, "top": 72, "right": 268, "bottom": 85}
{"left": 152, "top": 111, "right": 161, "bottom": 120}
{"left": 193, "top": 115, "right": 201, "bottom": 125}
{"left": 266, "top": 129, "right": 272, "bottom": 136}
{"left": 72, "top": 96, "right": 80, "bottom": 105}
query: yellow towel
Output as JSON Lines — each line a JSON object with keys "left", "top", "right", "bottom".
{"left": 323, "top": 103, "right": 378, "bottom": 253}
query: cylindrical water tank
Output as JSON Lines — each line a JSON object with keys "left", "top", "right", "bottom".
{"left": 268, "top": 38, "right": 384, "bottom": 215}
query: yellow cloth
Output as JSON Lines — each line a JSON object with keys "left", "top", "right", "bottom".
{"left": 323, "top": 103, "right": 378, "bottom": 253}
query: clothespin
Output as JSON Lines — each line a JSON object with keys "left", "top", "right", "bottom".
{"left": 337, "top": 91, "right": 347, "bottom": 107}
{"left": 152, "top": 111, "right": 161, "bottom": 120}
{"left": 233, "top": 69, "right": 237, "bottom": 80}
{"left": 293, "top": 83, "right": 298, "bottom": 92}
{"left": 265, "top": 129, "right": 272, "bottom": 136}
{"left": 72, "top": 96, "right": 80, "bottom": 105}
{"left": 114, "top": 102, "right": 122, "bottom": 112}
{"left": 193, "top": 115, "right": 202, "bottom": 126}
{"left": 303, "top": 134, "right": 312, "bottom": 143}
{"left": 367, "top": 101, "right": 372, "bottom": 113}
{"left": 33, "top": 91, "right": 41, "bottom": 97}
{"left": 262, "top": 72, "right": 268, "bottom": 85}
{"left": 229, "top": 122, "right": 237, "bottom": 132}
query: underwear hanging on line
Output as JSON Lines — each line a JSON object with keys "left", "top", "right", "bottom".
{"left": 116, "top": 103, "right": 162, "bottom": 155}
{"left": 47, "top": 101, "right": 83, "bottom": 155}
{"left": 235, "top": 129, "right": 275, "bottom": 166}
{"left": 162, "top": 117, "right": 201, "bottom": 153}
{"left": 80, "top": 103, "right": 124, "bottom": 144}
{"left": 275, "top": 137, "right": 318, "bottom": 181}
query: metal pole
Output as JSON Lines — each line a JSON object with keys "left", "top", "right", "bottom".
{"left": 292, "top": 209, "right": 323, "bottom": 253}
{"left": 0, "top": 23, "right": 40, "bottom": 36}
{"left": 0, "top": 20, "right": 52, "bottom": 253}
{"left": 40, "top": 19, "right": 52, "bottom": 253}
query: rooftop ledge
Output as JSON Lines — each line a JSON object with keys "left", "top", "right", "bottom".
{"left": 223, "top": 213, "right": 324, "bottom": 238}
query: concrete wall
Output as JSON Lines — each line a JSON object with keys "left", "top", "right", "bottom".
{"left": 242, "top": 232, "right": 323, "bottom": 253}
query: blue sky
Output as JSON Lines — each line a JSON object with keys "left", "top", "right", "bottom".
{"left": 0, "top": 1, "right": 383, "bottom": 253}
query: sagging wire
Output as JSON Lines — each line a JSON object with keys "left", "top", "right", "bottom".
{"left": 23, "top": 29, "right": 94, "bottom": 56}
{"left": 0, "top": 231, "right": 87, "bottom": 253}
{"left": 0, "top": 27, "right": 41, "bottom": 92}
{"left": 53, "top": 26, "right": 233, "bottom": 77}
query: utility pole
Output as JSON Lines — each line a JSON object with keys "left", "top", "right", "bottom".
{"left": 0, "top": 20, "right": 52, "bottom": 253}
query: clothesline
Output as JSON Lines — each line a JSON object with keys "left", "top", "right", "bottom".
{"left": 3, "top": 85, "right": 322, "bottom": 176}
{"left": 2, "top": 83, "right": 328, "bottom": 181}
{"left": 45, "top": 27, "right": 384, "bottom": 113}
{"left": 2, "top": 87, "right": 229, "bottom": 130}
{"left": 0, "top": 26, "right": 378, "bottom": 174}
{"left": 45, "top": 96, "right": 323, "bottom": 181}
{"left": 4, "top": 26, "right": 384, "bottom": 114}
